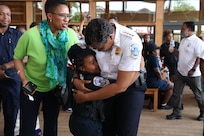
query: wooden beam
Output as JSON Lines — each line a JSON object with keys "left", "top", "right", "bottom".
{"left": 89, "top": 0, "right": 96, "bottom": 19}
{"left": 26, "top": 1, "right": 33, "bottom": 29}
{"left": 42, "top": 0, "right": 46, "bottom": 20}
{"left": 155, "top": 0, "right": 164, "bottom": 46}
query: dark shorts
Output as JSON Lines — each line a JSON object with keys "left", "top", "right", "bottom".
{"left": 147, "top": 78, "right": 170, "bottom": 91}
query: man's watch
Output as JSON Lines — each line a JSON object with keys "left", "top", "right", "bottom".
{"left": 191, "top": 68, "right": 196, "bottom": 72}
{"left": 0, "top": 64, "right": 7, "bottom": 70}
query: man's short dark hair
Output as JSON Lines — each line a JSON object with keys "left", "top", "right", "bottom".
{"left": 183, "top": 21, "right": 195, "bottom": 31}
{"left": 109, "top": 16, "right": 118, "bottom": 22}
{"left": 85, "top": 18, "right": 113, "bottom": 46}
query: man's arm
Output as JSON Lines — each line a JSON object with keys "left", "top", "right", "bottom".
{"left": 73, "top": 70, "right": 140, "bottom": 103}
{"left": 188, "top": 57, "right": 200, "bottom": 76}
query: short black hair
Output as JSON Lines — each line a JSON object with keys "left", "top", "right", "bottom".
{"left": 68, "top": 44, "right": 95, "bottom": 71}
{"left": 85, "top": 18, "right": 113, "bottom": 46}
{"left": 109, "top": 16, "right": 118, "bottom": 22}
{"left": 143, "top": 34, "right": 150, "bottom": 38}
{"left": 29, "top": 22, "right": 38, "bottom": 28}
{"left": 45, "top": 0, "right": 67, "bottom": 14}
{"left": 183, "top": 21, "right": 195, "bottom": 31}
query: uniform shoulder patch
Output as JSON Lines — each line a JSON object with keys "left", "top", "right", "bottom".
{"left": 130, "top": 44, "right": 140, "bottom": 58}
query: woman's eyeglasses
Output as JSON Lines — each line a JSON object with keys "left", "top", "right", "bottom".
{"left": 51, "top": 13, "right": 72, "bottom": 19}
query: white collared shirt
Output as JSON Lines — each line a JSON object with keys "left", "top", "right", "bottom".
{"left": 178, "top": 34, "right": 203, "bottom": 76}
{"left": 95, "top": 23, "right": 143, "bottom": 79}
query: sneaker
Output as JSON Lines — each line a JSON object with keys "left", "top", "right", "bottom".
{"left": 159, "top": 104, "right": 172, "bottom": 110}
{"left": 35, "top": 128, "right": 42, "bottom": 136}
{"left": 66, "top": 108, "right": 73, "bottom": 113}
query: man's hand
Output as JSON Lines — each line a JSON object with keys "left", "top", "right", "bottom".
{"left": 0, "top": 65, "right": 6, "bottom": 79}
{"left": 188, "top": 69, "right": 194, "bottom": 76}
{"left": 0, "top": 70, "right": 6, "bottom": 79}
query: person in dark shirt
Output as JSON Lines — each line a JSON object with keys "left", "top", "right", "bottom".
{"left": 160, "top": 30, "right": 179, "bottom": 82}
{"left": 146, "top": 42, "right": 174, "bottom": 109}
{"left": 0, "top": 4, "right": 22, "bottom": 135}
{"left": 142, "top": 34, "right": 157, "bottom": 62}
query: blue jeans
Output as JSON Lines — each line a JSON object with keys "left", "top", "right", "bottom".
{"left": 19, "top": 89, "right": 60, "bottom": 136}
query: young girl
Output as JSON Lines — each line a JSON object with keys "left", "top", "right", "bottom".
{"left": 68, "top": 44, "right": 111, "bottom": 136}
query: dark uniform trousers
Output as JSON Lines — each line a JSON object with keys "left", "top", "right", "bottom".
{"left": 102, "top": 78, "right": 146, "bottom": 136}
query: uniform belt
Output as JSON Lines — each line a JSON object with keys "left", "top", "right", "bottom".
{"left": 134, "top": 71, "right": 146, "bottom": 87}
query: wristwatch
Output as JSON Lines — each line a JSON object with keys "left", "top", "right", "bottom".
{"left": 0, "top": 64, "right": 7, "bottom": 70}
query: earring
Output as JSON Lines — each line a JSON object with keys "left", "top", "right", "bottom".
{"left": 49, "top": 19, "right": 52, "bottom": 22}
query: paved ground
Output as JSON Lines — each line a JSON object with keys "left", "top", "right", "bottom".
{"left": 0, "top": 86, "right": 203, "bottom": 136}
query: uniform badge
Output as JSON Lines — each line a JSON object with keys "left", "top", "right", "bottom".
{"left": 130, "top": 44, "right": 139, "bottom": 58}
{"left": 93, "top": 76, "right": 110, "bottom": 87}
{"left": 115, "top": 47, "right": 121, "bottom": 55}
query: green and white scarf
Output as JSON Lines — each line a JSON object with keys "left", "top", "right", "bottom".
{"left": 40, "top": 20, "right": 68, "bottom": 88}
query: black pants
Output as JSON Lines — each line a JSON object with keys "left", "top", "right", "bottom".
{"left": 19, "top": 90, "right": 60, "bottom": 136}
{"left": 102, "top": 84, "right": 145, "bottom": 136}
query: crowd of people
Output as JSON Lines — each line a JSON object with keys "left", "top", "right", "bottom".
{"left": 0, "top": 0, "right": 204, "bottom": 136}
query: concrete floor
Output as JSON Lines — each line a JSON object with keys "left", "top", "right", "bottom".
{"left": 0, "top": 86, "right": 203, "bottom": 136}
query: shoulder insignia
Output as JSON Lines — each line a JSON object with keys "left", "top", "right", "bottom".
{"left": 130, "top": 44, "right": 140, "bottom": 58}
{"left": 93, "top": 76, "right": 110, "bottom": 87}
{"left": 123, "top": 31, "right": 134, "bottom": 37}
{"left": 115, "top": 47, "right": 121, "bottom": 55}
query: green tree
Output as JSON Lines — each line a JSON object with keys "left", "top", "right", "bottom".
{"left": 173, "top": 1, "right": 196, "bottom": 11}
{"left": 69, "top": 2, "right": 81, "bottom": 22}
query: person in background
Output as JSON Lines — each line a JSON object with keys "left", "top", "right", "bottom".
{"left": 142, "top": 34, "right": 156, "bottom": 61}
{"left": 72, "top": 18, "right": 145, "bottom": 136}
{"left": 160, "top": 29, "right": 179, "bottom": 82}
{"left": 29, "top": 21, "right": 38, "bottom": 28}
{"left": 0, "top": 4, "right": 22, "bottom": 135}
{"left": 13, "top": 0, "right": 78, "bottom": 135}
{"left": 199, "top": 34, "right": 204, "bottom": 93}
{"left": 69, "top": 13, "right": 90, "bottom": 45}
{"left": 146, "top": 42, "right": 174, "bottom": 109}
{"left": 166, "top": 21, "right": 204, "bottom": 121}
{"left": 16, "top": 25, "right": 26, "bottom": 33}
{"left": 108, "top": 15, "right": 119, "bottom": 23}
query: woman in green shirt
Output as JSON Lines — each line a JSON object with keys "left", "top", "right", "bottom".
{"left": 13, "top": 0, "right": 78, "bottom": 135}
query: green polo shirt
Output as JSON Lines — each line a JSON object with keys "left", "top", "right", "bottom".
{"left": 14, "top": 26, "right": 78, "bottom": 92}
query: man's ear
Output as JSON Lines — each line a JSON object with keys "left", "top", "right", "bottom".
{"left": 109, "top": 34, "right": 114, "bottom": 40}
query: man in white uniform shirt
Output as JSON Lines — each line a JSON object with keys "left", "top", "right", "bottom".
{"left": 72, "top": 18, "right": 146, "bottom": 136}
{"left": 166, "top": 21, "right": 204, "bottom": 121}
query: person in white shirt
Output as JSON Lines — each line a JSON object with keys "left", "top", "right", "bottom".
{"left": 166, "top": 21, "right": 204, "bottom": 121}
